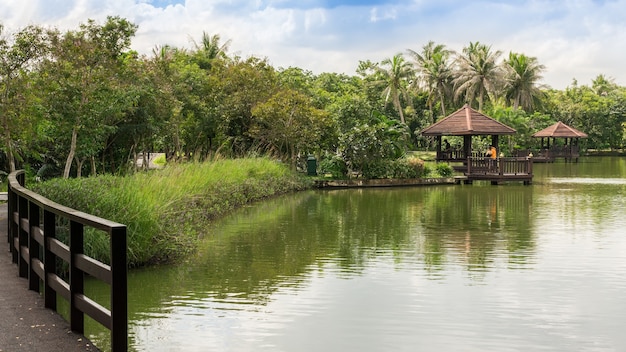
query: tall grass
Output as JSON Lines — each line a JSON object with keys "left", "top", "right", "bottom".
{"left": 33, "top": 158, "right": 311, "bottom": 267}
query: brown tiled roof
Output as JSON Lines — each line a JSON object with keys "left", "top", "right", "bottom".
{"left": 420, "top": 104, "right": 516, "bottom": 136}
{"left": 532, "top": 121, "right": 588, "bottom": 138}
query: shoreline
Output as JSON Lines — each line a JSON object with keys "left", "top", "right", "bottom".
{"left": 313, "top": 177, "right": 457, "bottom": 188}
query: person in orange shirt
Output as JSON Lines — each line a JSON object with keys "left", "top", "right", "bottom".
{"left": 486, "top": 145, "right": 497, "bottom": 159}
{"left": 486, "top": 145, "right": 497, "bottom": 172}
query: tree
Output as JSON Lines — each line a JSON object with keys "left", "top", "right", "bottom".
{"left": 191, "top": 32, "right": 231, "bottom": 70}
{"left": 591, "top": 74, "right": 618, "bottom": 96}
{"left": 215, "top": 57, "right": 279, "bottom": 155}
{"left": 453, "top": 42, "right": 503, "bottom": 111}
{"left": 373, "top": 54, "right": 413, "bottom": 124}
{"left": 543, "top": 81, "right": 626, "bottom": 149}
{"left": 339, "top": 111, "right": 409, "bottom": 175}
{"left": 250, "top": 89, "right": 330, "bottom": 168}
{"left": 42, "top": 16, "right": 138, "bottom": 178}
{"left": 105, "top": 53, "right": 170, "bottom": 173}
{"left": 0, "top": 24, "right": 50, "bottom": 172}
{"left": 503, "top": 52, "right": 546, "bottom": 111}
{"left": 407, "top": 41, "right": 454, "bottom": 120}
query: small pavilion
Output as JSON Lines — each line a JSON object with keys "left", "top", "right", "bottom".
{"left": 531, "top": 121, "right": 588, "bottom": 162}
{"left": 420, "top": 105, "right": 532, "bottom": 184}
{"left": 420, "top": 104, "right": 516, "bottom": 163}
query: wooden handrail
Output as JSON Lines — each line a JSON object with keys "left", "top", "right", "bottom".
{"left": 7, "top": 170, "right": 128, "bottom": 352}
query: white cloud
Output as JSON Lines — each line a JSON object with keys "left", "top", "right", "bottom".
{"left": 2, "top": 0, "right": 626, "bottom": 89}
{"left": 369, "top": 6, "right": 397, "bottom": 22}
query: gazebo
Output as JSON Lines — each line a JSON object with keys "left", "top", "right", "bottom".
{"left": 420, "top": 105, "right": 532, "bottom": 184}
{"left": 420, "top": 104, "right": 516, "bottom": 163}
{"left": 531, "top": 121, "right": 588, "bottom": 162}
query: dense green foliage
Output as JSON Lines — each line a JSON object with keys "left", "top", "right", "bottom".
{"left": 32, "top": 158, "right": 311, "bottom": 266}
{"left": 2, "top": 17, "right": 626, "bottom": 179}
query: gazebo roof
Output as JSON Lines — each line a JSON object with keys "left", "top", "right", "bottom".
{"left": 532, "top": 121, "right": 588, "bottom": 138}
{"left": 420, "top": 104, "right": 516, "bottom": 136}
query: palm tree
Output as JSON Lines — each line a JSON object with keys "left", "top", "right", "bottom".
{"left": 503, "top": 52, "right": 546, "bottom": 111}
{"left": 191, "top": 32, "right": 232, "bottom": 69}
{"left": 407, "top": 41, "right": 454, "bottom": 121}
{"left": 453, "top": 42, "right": 503, "bottom": 111}
{"left": 374, "top": 54, "right": 413, "bottom": 124}
{"left": 591, "top": 74, "right": 617, "bottom": 96}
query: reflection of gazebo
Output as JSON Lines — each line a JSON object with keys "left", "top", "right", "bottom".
{"left": 420, "top": 104, "right": 516, "bottom": 163}
{"left": 531, "top": 121, "right": 588, "bottom": 162}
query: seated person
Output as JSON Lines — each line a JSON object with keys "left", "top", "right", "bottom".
{"left": 486, "top": 145, "right": 497, "bottom": 159}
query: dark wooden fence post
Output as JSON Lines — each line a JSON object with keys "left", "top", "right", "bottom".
{"left": 8, "top": 178, "right": 17, "bottom": 263}
{"left": 110, "top": 226, "right": 128, "bottom": 351}
{"left": 18, "top": 190, "right": 28, "bottom": 278}
{"left": 43, "top": 209, "right": 57, "bottom": 310}
{"left": 28, "top": 202, "right": 40, "bottom": 291}
{"left": 69, "top": 220, "right": 85, "bottom": 334}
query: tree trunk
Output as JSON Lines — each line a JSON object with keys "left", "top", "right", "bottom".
{"left": 439, "top": 94, "right": 447, "bottom": 117}
{"left": 90, "top": 156, "right": 96, "bottom": 176}
{"left": 427, "top": 97, "right": 434, "bottom": 124}
{"left": 2, "top": 115, "right": 16, "bottom": 172}
{"left": 7, "top": 147, "right": 15, "bottom": 172}
{"left": 142, "top": 152, "right": 148, "bottom": 170}
{"left": 394, "top": 94, "right": 405, "bottom": 124}
{"left": 75, "top": 157, "right": 84, "bottom": 178}
{"left": 4, "top": 136, "right": 16, "bottom": 172}
{"left": 513, "top": 94, "right": 520, "bottom": 111}
{"left": 63, "top": 126, "right": 79, "bottom": 178}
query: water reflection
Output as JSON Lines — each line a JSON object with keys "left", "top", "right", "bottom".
{"left": 84, "top": 157, "right": 626, "bottom": 351}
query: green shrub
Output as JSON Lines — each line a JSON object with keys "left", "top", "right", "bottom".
{"left": 404, "top": 156, "right": 425, "bottom": 178}
{"left": 422, "top": 164, "right": 433, "bottom": 177}
{"left": 359, "top": 156, "right": 428, "bottom": 179}
{"left": 390, "top": 161, "right": 415, "bottom": 179}
{"left": 435, "top": 163, "right": 454, "bottom": 177}
{"left": 361, "top": 160, "right": 391, "bottom": 179}
{"left": 318, "top": 154, "right": 347, "bottom": 178}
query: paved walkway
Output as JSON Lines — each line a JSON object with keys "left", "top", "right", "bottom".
{"left": 0, "top": 203, "right": 99, "bottom": 351}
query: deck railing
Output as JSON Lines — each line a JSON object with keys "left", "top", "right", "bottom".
{"left": 436, "top": 150, "right": 488, "bottom": 162}
{"left": 466, "top": 157, "right": 533, "bottom": 176}
{"left": 7, "top": 170, "right": 128, "bottom": 352}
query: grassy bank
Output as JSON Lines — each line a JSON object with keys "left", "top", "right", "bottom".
{"left": 32, "top": 158, "right": 312, "bottom": 267}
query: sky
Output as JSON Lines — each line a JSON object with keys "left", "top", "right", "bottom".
{"left": 1, "top": 0, "right": 625, "bottom": 90}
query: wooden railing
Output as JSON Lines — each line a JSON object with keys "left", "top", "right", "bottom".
{"left": 500, "top": 157, "right": 533, "bottom": 175}
{"left": 7, "top": 170, "right": 128, "bottom": 352}
{"left": 466, "top": 157, "right": 533, "bottom": 176}
{"left": 436, "top": 149, "right": 466, "bottom": 161}
{"left": 515, "top": 146, "right": 581, "bottom": 161}
{"left": 436, "top": 150, "right": 488, "bottom": 162}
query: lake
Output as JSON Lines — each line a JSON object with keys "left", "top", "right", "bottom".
{"left": 86, "top": 157, "right": 626, "bottom": 351}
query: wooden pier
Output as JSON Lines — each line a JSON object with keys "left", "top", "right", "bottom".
{"left": 463, "top": 157, "right": 533, "bottom": 185}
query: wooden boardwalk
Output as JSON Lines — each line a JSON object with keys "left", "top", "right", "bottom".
{"left": 0, "top": 204, "right": 99, "bottom": 351}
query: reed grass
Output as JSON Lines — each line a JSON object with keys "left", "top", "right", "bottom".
{"left": 33, "top": 158, "right": 311, "bottom": 267}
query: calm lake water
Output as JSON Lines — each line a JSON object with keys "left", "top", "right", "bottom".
{"left": 87, "top": 157, "right": 626, "bottom": 351}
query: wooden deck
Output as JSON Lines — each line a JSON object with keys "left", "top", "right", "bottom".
{"left": 463, "top": 157, "right": 533, "bottom": 185}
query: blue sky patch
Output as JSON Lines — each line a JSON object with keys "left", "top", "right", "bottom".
{"left": 266, "top": 0, "right": 393, "bottom": 9}
{"left": 149, "top": 0, "right": 185, "bottom": 9}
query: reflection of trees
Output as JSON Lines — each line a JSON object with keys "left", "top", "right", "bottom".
{"left": 187, "top": 188, "right": 425, "bottom": 299}
{"left": 85, "top": 185, "right": 538, "bottom": 338}
{"left": 419, "top": 184, "right": 536, "bottom": 271}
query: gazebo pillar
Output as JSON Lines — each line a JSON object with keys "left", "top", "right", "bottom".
{"left": 463, "top": 135, "right": 472, "bottom": 159}
{"left": 491, "top": 135, "right": 499, "bottom": 154}
{"left": 434, "top": 136, "right": 442, "bottom": 160}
